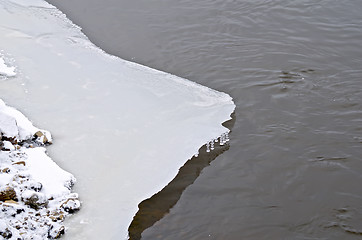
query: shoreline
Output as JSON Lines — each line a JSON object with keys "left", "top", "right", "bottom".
{"left": 0, "top": 99, "right": 80, "bottom": 239}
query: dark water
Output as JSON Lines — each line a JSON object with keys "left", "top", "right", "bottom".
{"left": 46, "top": 0, "right": 362, "bottom": 239}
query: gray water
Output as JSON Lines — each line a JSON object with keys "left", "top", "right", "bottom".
{"left": 46, "top": 0, "right": 362, "bottom": 239}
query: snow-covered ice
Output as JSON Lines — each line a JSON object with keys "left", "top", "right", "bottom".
{"left": 0, "top": 57, "right": 16, "bottom": 77}
{"left": 0, "top": 0, "right": 235, "bottom": 239}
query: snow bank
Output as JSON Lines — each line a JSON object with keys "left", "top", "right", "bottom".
{"left": 0, "top": 99, "right": 79, "bottom": 239}
{"left": 0, "top": 0, "right": 235, "bottom": 239}
{"left": 0, "top": 99, "right": 52, "bottom": 142}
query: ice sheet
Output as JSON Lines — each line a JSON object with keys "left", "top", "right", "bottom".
{"left": 0, "top": 0, "right": 235, "bottom": 239}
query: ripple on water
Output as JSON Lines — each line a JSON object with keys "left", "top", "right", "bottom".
{"left": 325, "top": 207, "right": 362, "bottom": 236}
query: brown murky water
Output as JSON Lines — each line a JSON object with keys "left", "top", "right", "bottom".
{"left": 46, "top": 0, "right": 362, "bottom": 239}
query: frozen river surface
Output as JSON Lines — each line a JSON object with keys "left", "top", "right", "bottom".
{"left": 0, "top": 0, "right": 234, "bottom": 239}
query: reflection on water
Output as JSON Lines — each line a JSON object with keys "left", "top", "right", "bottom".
{"left": 47, "top": 0, "right": 362, "bottom": 239}
{"left": 128, "top": 114, "right": 235, "bottom": 240}
{"left": 129, "top": 141, "right": 230, "bottom": 240}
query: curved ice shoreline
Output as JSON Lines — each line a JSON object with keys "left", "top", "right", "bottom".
{"left": 0, "top": 0, "right": 235, "bottom": 239}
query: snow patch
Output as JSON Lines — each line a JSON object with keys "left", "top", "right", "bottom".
{"left": 24, "top": 147, "right": 75, "bottom": 198}
{"left": 0, "top": 57, "right": 16, "bottom": 77}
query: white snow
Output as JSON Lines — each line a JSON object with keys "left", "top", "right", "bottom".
{"left": 24, "top": 147, "right": 75, "bottom": 198}
{"left": 0, "top": 57, "right": 16, "bottom": 77}
{"left": 2, "top": 141, "right": 15, "bottom": 151}
{"left": 0, "top": 0, "right": 235, "bottom": 239}
{"left": 0, "top": 112, "right": 18, "bottom": 138}
{"left": 0, "top": 99, "right": 52, "bottom": 141}
{"left": 0, "top": 99, "right": 79, "bottom": 239}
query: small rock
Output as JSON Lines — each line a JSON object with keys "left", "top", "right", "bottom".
{"left": 0, "top": 228, "right": 12, "bottom": 239}
{"left": 0, "top": 187, "right": 17, "bottom": 202}
{"left": 1, "top": 168, "right": 10, "bottom": 173}
{"left": 12, "top": 161, "right": 26, "bottom": 166}
{"left": 22, "top": 192, "right": 48, "bottom": 210}
{"left": 48, "top": 225, "right": 65, "bottom": 239}
{"left": 34, "top": 131, "right": 43, "bottom": 138}
{"left": 34, "top": 131, "right": 51, "bottom": 144}
{"left": 50, "top": 213, "right": 65, "bottom": 222}
{"left": 60, "top": 198, "right": 81, "bottom": 213}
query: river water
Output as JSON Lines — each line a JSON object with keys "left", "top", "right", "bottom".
{"left": 45, "top": 0, "right": 362, "bottom": 239}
